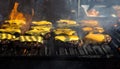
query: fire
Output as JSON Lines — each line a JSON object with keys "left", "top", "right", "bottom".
{"left": 114, "top": 24, "right": 118, "bottom": 27}
{"left": 9, "top": 2, "right": 26, "bottom": 21}
{"left": 87, "top": 9, "right": 99, "bottom": 16}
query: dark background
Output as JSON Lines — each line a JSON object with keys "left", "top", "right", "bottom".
{"left": 0, "top": 58, "right": 120, "bottom": 69}
{"left": 0, "top": 0, "right": 120, "bottom": 21}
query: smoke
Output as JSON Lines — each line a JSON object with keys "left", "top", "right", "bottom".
{"left": 33, "top": 0, "right": 44, "bottom": 21}
{"left": 28, "top": 0, "right": 79, "bottom": 21}
{"left": 0, "top": 0, "right": 14, "bottom": 20}
{"left": 42, "top": 0, "right": 71, "bottom": 21}
{"left": 66, "top": 0, "right": 78, "bottom": 20}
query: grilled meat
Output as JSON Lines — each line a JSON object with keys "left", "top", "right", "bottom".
{"left": 54, "top": 28, "right": 76, "bottom": 36}
{"left": 84, "top": 32, "right": 111, "bottom": 44}
{"left": 80, "top": 20, "right": 99, "bottom": 27}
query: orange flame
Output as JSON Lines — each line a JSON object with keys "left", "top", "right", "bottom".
{"left": 9, "top": 2, "right": 26, "bottom": 21}
{"left": 87, "top": 9, "right": 99, "bottom": 16}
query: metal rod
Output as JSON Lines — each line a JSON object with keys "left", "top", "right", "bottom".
{"left": 78, "top": 0, "right": 81, "bottom": 19}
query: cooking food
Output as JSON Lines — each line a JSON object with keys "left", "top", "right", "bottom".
{"left": 81, "top": 26, "right": 104, "bottom": 34}
{"left": 32, "top": 20, "right": 52, "bottom": 26}
{"left": 0, "top": 33, "right": 16, "bottom": 40}
{"left": 55, "top": 35, "right": 79, "bottom": 42}
{"left": 54, "top": 28, "right": 76, "bottom": 36}
{"left": 84, "top": 32, "right": 111, "bottom": 44}
{"left": 25, "top": 25, "right": 52, "bottom": 36}
{"left": 57, "top": 19, "right": 77, "bottom": 24}
{"left": 16, "top": 35, "right": 43, "bottom": 43}
{"left": 93, "top": 27, "right": 104, "bottom": 33}
{"left": 5, "top": 20, "right": 26, "bottom": 25}
{"left": 55, "top": 35, "right": 83, "bottom": 47}
{"left": 31, "top": 26, "right": 51, "bottom": 32}
{"left": 80, "top": 20, "right": 99, "bottom": 27}
{"left": 25, "top": 29, "right": 49, "bottom": 36}
{"left": 57, "top": 19, "right": 79, "bottom": 27}
{"left": 0, "top": 28, "right": 21, "bottom": 34}
{"left": 82, "top": 27, "right": 93, "bottom": 32}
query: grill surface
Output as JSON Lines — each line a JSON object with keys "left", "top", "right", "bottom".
{"left": 0, "top": 29, "right": 119, "bottom": 58}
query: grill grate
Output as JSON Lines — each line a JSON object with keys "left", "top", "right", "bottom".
{"left": 0, "top": 27, "right": 120, "bottom": 58}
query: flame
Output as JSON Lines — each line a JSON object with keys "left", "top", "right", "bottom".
{"left": 114, "top": 24, "right": 118, "bottom": 27}
{"left": 87, "top": 9, "right": 99, "bottom": 16}
{"left": 9, "top": 2, "right": 26, "bottom": 21}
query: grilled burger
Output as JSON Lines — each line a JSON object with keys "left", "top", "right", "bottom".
{"left": 5, "top": 20, "right": 26, "bottom": 26}
{"left": 82, "top": 27, "right": 93, "bottom": 32}
{"left": 16, "top": 35, "right": 43, "bottom": 43}
{"left": 0, "top": 33, "right": 16, "bottom": 40}
{"left": 31, "top": 26, "right": 51, "bottom": 32}
{"left": 84, "top": 32, "right": 111, "bottom": 44}
{"left": 25, "top": 29, "right": 49, "bottom": 36}
{"left": 54, "top": 28, "right": 76, "bottom": 36}
{"left": 0, "top": 28, "right": 21, "bottom": 34}
{"left": 57, "top": 19, "right": 79, "bottom": 27}
{"left": 32, "top": 20, "right": 52, "bottom": 26}
{"left": 80, "top": 20, "right": 99, "bottom": 27}
{"left": 55, "top": 35, "right": 83, "bottom": 47}
{"left": 57, "top": 19, "right": 77, "bottom": 24}
{"left": 93, "top": 27, "right": 104, "bottom": 33}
